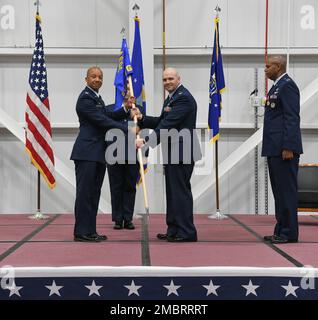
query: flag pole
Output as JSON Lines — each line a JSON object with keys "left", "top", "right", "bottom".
{"left": 120, "top": 27, "right": 149, "bottom": 217}
{"left": 29, "top": 0, "right": 49, "bottom": 220}
{"left": 209, "top": 5, "right": 227, "bottom": 220}
{"left": 161, "top": 0, "right": 167, "bottom": 207}
{"left": 35, "top": 0, "right": 40, "bottom": 13}
{"left": 264, "top": 0, "right": 269, "bottom": 215}
{"left": 128, "top": 76, "right": 150, "bottom": 216}
{"left": 29, "top": 170, "right": 49, "bottom": 219}
{"left": 162, "top": 0, "right": 167, "bottom": 99}
{"left": 210, "top": 122, "right": 226, "bottom": 219}
{"left": 286, "top": 0, "right": 291, "bottom": 73}
{"left": 133, "top": 3, "right": 139, "bottom": 18}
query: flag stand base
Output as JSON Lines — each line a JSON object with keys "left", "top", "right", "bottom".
{"left": 134, "top": 207, "right": 150, "bottom": 220}
{"left": 134, "top": 213, "right": 143, "bottom": 219}
{"left": 208, "top": 210, "right": 228, "bottom": 220}
{"left": 29, "top": 210, "right": 49, "bottom": 220}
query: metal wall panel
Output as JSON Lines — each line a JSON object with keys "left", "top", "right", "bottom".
{"left": 0, "top": 0, "right": 318, "bottom": 214}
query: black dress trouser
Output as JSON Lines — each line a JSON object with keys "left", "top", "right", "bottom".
{"left": 74, "top": 160, "right": 106, "bottom": 236}
{"left": 164, "top": 163, "right": 197, "bottom": 240}
{"left": 107, "top": 162, "right": 139, "bottom": 223}
{"left": 267, "top": 155, "right": 299, "bottom": 240}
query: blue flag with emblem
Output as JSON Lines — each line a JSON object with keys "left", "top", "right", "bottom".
{"left": 131, "top": 16, "right": 148, "bottom": 186}
{"left": 131, "top": 17, "right": 146, "bottom": 111}
{"left": 114, "top": 38, "right": 133, "bottom": 110}
{"left": 208, "top": 17, "right": 225, "bottom": 143}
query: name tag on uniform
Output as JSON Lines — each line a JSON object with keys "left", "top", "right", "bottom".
{"left": 164, "top": 106, "right": 171, "bottom": 112}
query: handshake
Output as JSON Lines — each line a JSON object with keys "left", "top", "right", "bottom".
{"left": 123, "top": 95, "right": 143, "bottom": 121}
{"left": 135, "top": 137, "right": 145, "bottom": 149}
{"left": 130, "top": 105, "right": 143, "bottom": 121}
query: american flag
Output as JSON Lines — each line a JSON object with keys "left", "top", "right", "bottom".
{"left": 25, "top": 14, "right": 55, "bottom": 188}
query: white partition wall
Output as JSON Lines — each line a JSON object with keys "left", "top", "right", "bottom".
{"left": 0, "top": 0, "right": 317, "bottom": 214}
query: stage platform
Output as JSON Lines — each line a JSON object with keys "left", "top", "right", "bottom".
{"left": 0, "top": 213, "right": 318, "bottom": 300}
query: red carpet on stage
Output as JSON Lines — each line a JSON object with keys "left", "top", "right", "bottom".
{"left": 1, "top": 213, "right": 318, "bottom": 300}
{"left": 1, "top": 213, "right": 318, "bottom": 267}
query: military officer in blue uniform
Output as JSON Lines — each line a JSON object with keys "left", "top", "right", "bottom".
{"left": 262, "top": 55, "right": 303, "bottom": 244}
{"left": 135, "top": 68, "right": 201, "bottom": 242}
{"left": 71, "top": 66, "right": 133, "bottom": 242}
{"left": 105, "top": 89, "right": 145, "bottom": 230}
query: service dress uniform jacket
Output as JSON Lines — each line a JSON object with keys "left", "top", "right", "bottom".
{"left": 262, "top": 74, "right": 303, "bottom": 241}
{"left": 139, "top": 85, "right": 201, "bottom": 240}
{"left": 70, "top": 86, "right": 128, "bottom": 236}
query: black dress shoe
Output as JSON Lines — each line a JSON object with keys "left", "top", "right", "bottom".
{"left": 92, "top": 233, "right": 108, "bottom": 241}
{"left": 157, "top": 233, "right": 168, "bottom": 240}
{"left": 167, "top": 236, "right": 197, "bottom": 243}
{"left": 74, "top": 235, "right": 101, "bottom": 242}
{"left": 113, "top": 222, "right": 123, "bottom": 230}
{"left": 264, "top": 235, "right": 275, "bottom": 241}
{"left": 269, "top": 235, "right": 298, "bottom": 244}
{"left": 124, "top": 221, "right": 135, "bottom": 230}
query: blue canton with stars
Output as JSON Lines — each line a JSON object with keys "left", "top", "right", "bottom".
{"left": 29, "top": 16, "right": 48, "bottom": 102}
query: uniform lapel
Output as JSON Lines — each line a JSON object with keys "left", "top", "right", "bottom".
{"left": 268, "top": 74, "right": 288, "bottom": 96}
{"left": 164, "top": 85, "right": 183, "bottom": 106}
{"left": 163, "top": 96, "right": 170, "bottom": 107}
{"left": 268, "top": 84, "right": 276, "bottom": 96}
{"left": 98, "top": 95, "right": 106, "bottom": 107}
{"left": 92, "top": 94, "right": 105, "bottom": 107}
{"left": 86, "top": 86, "right": 105, "bottom": 106}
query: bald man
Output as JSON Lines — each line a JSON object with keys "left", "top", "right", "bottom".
{"left": 71, "top": 66, "right": 132, "bottom": 242}
{"left": 262, "top": 56, "right": 303, "bottom": 244}
{"left": 135, "top": 68, "right": 201, "bottom": 242}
